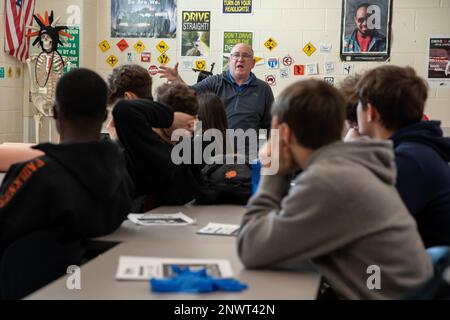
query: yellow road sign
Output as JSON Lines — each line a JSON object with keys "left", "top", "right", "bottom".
{"left": 264, "top": 38, "right": 278, "bottom": 51}
{"left": 106, "top": 55, "right": 119, "bottom": 67}
{"left": 156, "top": 41, "right": 169, "bottom": 53}
{"left": 158, "top": 53, "right": 170, "bottom": 65}
{"left": 134, "top": 40, "right": 145, "bottom": 54}
{"left": 99, "top": 40, "right": 111, "bottom": 53}
{"left": 195, "top": 60, "right": 206, "bottom": 71}
{"left": 303, "top": 42, "right": 316, "bottom": 56}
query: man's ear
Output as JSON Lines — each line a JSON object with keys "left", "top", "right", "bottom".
{"left": 124, "top": 91, "right": 137, "bottom": 100}
{"left": 279, "top": 123, "right": 292, "bottom": 144}
{"left": 367, "top": 103, "right": 381, "bottom": 123}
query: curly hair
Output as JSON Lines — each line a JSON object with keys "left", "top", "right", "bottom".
{"left": 108, "top": 64, "right": 152, "bottom": 103}
{"left": 155, "top": 83, "right": 198, "bottom": 116}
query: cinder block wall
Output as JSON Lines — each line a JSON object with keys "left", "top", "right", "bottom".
{"left": 94, "top": 0, "right": 450, "bottom": 129}
{"left": 1, "top": 0, "right": 449, "bottom": 143}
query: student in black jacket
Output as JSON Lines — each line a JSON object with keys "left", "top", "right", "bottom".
{"left": 0, "top": 68, "right": 134, "bottom": 258}
{"left": 107, "top": 65, "right": 202, "bottom": 209}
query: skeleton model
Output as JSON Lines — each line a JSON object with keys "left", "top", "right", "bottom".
{"left": 25, "top": 11, "right": 72, "bottom": 143}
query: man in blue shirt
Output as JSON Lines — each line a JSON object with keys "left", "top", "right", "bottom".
{"left": 159, "top": 43, "right": 274, "bottom": 133}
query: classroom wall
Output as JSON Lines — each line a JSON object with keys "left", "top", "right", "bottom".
{"left": 95, "top": 0, "right": 450, "bottom": 129}
{"left": 2, "top": 0, "right": 449, "bottom": 143}
{"left": 0, "top": 4, "right": 25, "bottom": 143}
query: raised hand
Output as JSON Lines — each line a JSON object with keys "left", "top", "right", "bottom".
{"left": 158, "top": 62, "right": 182, "bottom": 83}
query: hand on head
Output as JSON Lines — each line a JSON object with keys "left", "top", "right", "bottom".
{"left": 259, "top": 117, "right": 298, "bottom": 175}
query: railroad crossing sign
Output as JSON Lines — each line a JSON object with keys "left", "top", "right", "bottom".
{"left": 106, "top": 55, "right": 119, "bottom": 67}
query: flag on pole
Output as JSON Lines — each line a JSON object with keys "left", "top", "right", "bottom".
{"left": 4, "top": 0, "right": 36, "bottom": 63}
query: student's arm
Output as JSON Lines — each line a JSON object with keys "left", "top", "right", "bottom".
{"left": 112, "top": 99, "right": 174, "bottom": 165}
{"left": 237, "top": 173, "right": 347, "bottom": 269}
{"left": 112, "top": 99, "right": 175, "bottom": 194}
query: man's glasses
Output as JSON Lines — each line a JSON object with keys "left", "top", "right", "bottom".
{"left": 230, "top": 52, "right": 253, "bottom": 60}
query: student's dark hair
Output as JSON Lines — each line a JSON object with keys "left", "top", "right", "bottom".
{"left": 156, "top": 83, "right": 198, "bottom": 116}
{"left": 357, "top": 65, "right": 428, "bottom": 130}
{"left": 55, "top": 68, "right": 107, "bottom": 120}
{"left": 272, "top": 79, "right": 345, "bottom": 150}
{"left": 108, "top": 64, "right": 152, "bottom": 103}
{"left": 339, "top": 74, "right": 362, "bottom": 123}
{"left": 197, "top": 92, "right": 228, "bottom": 135}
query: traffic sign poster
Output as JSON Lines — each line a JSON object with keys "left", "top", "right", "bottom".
{"left": 181, "top": 11, "right": 210, "bottom": 57}
{"left": 427, "top": 36, "right": 450, "bottom": 87}
{"left": 223, "top": 31, "right": 253, "bottom": 69}
{"left": 59, "top": 26, "right": 80, "bottom": 73}
{"left": 223, "top": 0, "right": 252, "bottom": 14}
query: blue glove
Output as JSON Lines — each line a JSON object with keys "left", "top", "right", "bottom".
{"left": 151, "top": 265, "right": 248, "bottom": 293}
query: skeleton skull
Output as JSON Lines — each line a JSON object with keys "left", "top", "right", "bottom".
{"left": 40, "top": 33, "right": 53, "bottom": 52}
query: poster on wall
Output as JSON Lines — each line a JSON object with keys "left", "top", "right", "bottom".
{"left": 223, "top": 31, "right": 253, "bottom": 70}
{"left": 340, "top": 0, "right": 392, "bottom": 62}
{"left": 427, "top": 36, "right": 450, "bottom": 87}
{"left": 111, "top": 0, "right": 177, "bottom": 38}
{"left": 181, "top": 11, "right": 210, "bottom": 57}
{"left": 59, "top": 26, "right": 80, "bottom": 73}
{"left": 223, "top": 0, "right": 252, "bottom": 14}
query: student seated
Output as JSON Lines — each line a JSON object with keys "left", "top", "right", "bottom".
{"left": 193, "top": 92, "right": 230, "bottom": 167}
{"left": 0, "top": 68, "right": 134, "bottom": 258}
{"left": 355, "top": 65, "right": 450, "bottom": 248}
{"left": 237, "top": 79, "right": 432, "bottom": 299}
{"left": 108, "top": 65, "right": 202, "bottom": 209}
{"left": 0, "top": 143, "right": 44, "bottom": 172}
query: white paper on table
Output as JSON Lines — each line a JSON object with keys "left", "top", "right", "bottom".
{"left": 197, "top": 223, "right": 240, "bottom": 237}
{"left": 127, "top": 212, "right": 195, "bottom": 226}
{"left": 116, "top": 256, "right": 234, "bottom": 280}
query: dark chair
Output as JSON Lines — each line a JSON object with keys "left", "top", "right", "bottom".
{"left": 407, "top": 246, "right": 450, "bottom": 300}
{"left": 0, "top": 230, "right": 85, "bottom": 300}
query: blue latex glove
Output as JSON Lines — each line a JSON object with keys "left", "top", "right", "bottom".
{"left": 151, "top": 265, "right": 248, "bottom": 293}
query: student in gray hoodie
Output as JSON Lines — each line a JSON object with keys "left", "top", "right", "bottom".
{"left": 237, "top": 79, "right": 432, "bottom": 300}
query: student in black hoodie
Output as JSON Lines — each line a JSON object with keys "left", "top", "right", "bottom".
{"left": 0, "top": 68, "right": 134, "bottom": 257}
{"left": 108, "top": 65, "right": 201, "bottom": 209}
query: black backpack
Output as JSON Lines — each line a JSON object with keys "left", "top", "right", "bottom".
{"left": 196, "top": 154, "right": 252, "bottom": 205}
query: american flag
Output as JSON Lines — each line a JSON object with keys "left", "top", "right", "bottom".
{"left": 4, "top": 0, "right": 36, "bottom": 62}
